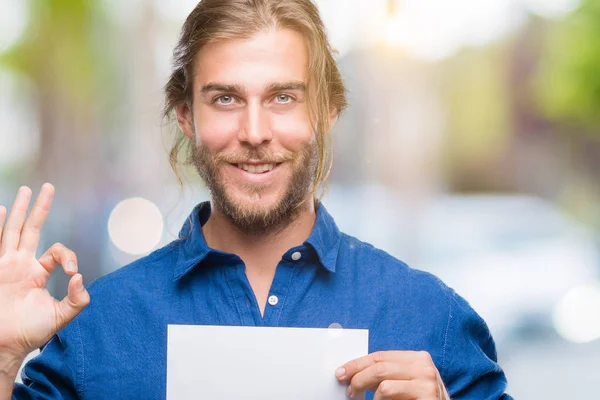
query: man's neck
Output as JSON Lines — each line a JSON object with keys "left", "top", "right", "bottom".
{"left": 201, "top": 200, "right": 317, "bottom": 276}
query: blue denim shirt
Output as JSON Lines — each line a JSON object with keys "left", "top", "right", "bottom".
{"left": 14, "top": 202, "right": 512, "bottom": 399}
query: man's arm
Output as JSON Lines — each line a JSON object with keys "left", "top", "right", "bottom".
{"left": 440, "top": 291, "right": 513, "bottom": 399}
{"left": 0, "top": 355, "right": 22, "bottom": 400}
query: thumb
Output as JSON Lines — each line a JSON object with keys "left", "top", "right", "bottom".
{"left": 56, "top": 273, "right": 90, "bottom": 331}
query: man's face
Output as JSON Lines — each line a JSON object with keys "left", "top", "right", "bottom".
{"left": 178, "top": 29, "right": 317, "bottom": 234}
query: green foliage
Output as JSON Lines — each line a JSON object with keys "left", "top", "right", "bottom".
{"left": 441, "top": 45, "right": 512, "bottom": 165}
{"left": 534, "top": 0, "right": 600, "bottom": 135}
{"left": 0, "top": 0, "right": 114, "bottom": 108}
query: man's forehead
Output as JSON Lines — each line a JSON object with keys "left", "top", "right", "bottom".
{"left": 195, "top": 28, "right": 307, "bottom": 57}
{"left": 192, "top": 29, "right": 309, "bottom": 86}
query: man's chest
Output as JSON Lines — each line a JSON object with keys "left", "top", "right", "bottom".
{"left": 80, "top": 309, "right": 432, "bottom": 400}
{"left": 80, "top": 268, "right": 444, "bottom": 398}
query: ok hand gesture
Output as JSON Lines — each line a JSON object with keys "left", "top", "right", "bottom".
{"left": 0, "top": 184, "right": 90, "bottom": 360}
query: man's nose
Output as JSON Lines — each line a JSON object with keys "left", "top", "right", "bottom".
{"left": 238, "top": 100, "right": 273, "bottom": 146}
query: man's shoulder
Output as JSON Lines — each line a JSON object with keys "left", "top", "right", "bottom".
{"left": 85, "top": 240, "right": 181, "bottom": 298}
{"left": 54, "top": 241, "right": 182, "bottom": 356}
{"left": 337, "top": 232, "right": 455, "bottom": 300}
{"left": 64, "top": 241, "right": 181, "bottom": 332}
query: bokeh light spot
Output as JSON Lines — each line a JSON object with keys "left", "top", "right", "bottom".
{"left": 108, "top": 197, "right": 164, "bottom": 256}
{"left": 553, "top": 283, "right": 600, "bottom": 344}
{"left": 0, "top": 1, "right": 28, "bottom": 53}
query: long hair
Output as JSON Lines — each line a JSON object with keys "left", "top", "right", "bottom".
{"left": 163, "top": 0, "right": 348, "bottom": 197}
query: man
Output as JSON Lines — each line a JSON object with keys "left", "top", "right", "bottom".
{"left": 0, "top": 0, "right": 512, "bottom": 398}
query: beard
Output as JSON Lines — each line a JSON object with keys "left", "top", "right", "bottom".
{"left": 190, "top": 142, "right": 318, "bottom": 235}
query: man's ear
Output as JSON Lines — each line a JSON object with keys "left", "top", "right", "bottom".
{"left": 175, "top": 102, "right": 196, "bottom": 140}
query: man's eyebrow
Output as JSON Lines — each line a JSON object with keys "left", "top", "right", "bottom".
{"left": 200, "top": 83, "right": 245, "bottom": 94}
{"left": 266, "top": 81, "right": 306, "bottom": 92}
{"left": 200, "top": 82, "right": 306, "bottom": 95}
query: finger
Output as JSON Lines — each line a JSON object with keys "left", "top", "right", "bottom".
{"left": 348, "top": 361, "right": 413, "bottom": 394}
{"left": 337, "top": 351, "right": 421, "bottom": 381}
{"left": 55, "top": 273, "right": 90, "bottom": 331}
{"left": 0, "top": 205, "right": 7, "bottom": 241}
{"left": 19, "top": 183, "right": 55, "bottom": 253}
{"left": 38, "top": 243, "right": 78, "bottom": 276}
{"left": 371, "top": 380, "right": 419, "bottom": 400}
{"left": 0, "top": 186, "right": 32, "bottom": 256}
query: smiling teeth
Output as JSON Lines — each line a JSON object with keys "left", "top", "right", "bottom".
{"left": 237, "top": 163, "right": 275, "bottom": 173}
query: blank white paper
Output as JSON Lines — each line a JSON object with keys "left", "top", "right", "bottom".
{"left": 167, "top": 325, "right": 369, "bottom": 400}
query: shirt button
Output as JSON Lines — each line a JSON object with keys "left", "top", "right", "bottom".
{"left": 291, "top": 251, "right": 302, "bottom": 261}
{"left": 268, "top": 295, "right": 279, "bottom": 306}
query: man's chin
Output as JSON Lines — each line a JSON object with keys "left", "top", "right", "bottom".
{"left": 213, "top": 191, "right": 304, "bottom": 235}
{"left": 227, "top": 198, "right": 281, "bottom": 219}
{"left": 227, "top": 188, "right": 281, "bottom": 208}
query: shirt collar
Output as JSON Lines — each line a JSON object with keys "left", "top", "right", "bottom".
{"left": 172, "top": 201, "right": 341, "bottom": 281}
{"left": 304, "top": 201, "right": 341, "bottom": 273}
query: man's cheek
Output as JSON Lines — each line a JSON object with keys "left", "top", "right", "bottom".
{"left": 271, "top": 110, "right": 311, "bottom": 135}
{"left": 274, "top": 127, "right": 314, "bottom": 150}
{"left": 196, "top": 117, "right": 240, "bottom": 147}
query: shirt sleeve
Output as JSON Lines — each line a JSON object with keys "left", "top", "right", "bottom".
{"left": 12, "top": 320, "right": 82, "bottom": 400}
{"left": 440, "top": 290, "right": 514, "bottom": 400}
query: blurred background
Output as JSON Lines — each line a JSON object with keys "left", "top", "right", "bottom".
{"left": 2, "top": 0, "right": 600, "bottom": 397}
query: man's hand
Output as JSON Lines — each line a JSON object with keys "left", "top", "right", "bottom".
{"left": 335, "top": 350, "right": 450, "bottom": 400}
{"left": 0, "top": 184, "right": 90, "bottom": 361}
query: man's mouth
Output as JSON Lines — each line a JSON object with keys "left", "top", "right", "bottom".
{"left": 235, "top": 163, "right": 280, "bottom": 174}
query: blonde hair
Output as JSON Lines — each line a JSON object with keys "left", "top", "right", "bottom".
{"left": 163, "top": 0, "right": 348, "bottom": 196}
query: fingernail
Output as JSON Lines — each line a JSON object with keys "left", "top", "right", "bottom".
{"left": 346, "top": 385, "right": 354, "bottom": 398}
{"left": 67, "top": 261, "right": 77, "bottom": 273}
{"left": 335, "top": 367, "right": 346, "bottom": 378}
{"left": 75, "top": 275, "right": 84, "bottom": 290}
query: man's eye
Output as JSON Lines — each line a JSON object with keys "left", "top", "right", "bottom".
{"left": 215, "top": 95, "right": 234, "bottom": 105}
{"left": 274, "top": 94, "right": 293, "bottom": 104}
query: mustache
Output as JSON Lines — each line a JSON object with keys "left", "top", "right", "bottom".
{"left": 213, "top": 149, "right": 295, "bottom": 164}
